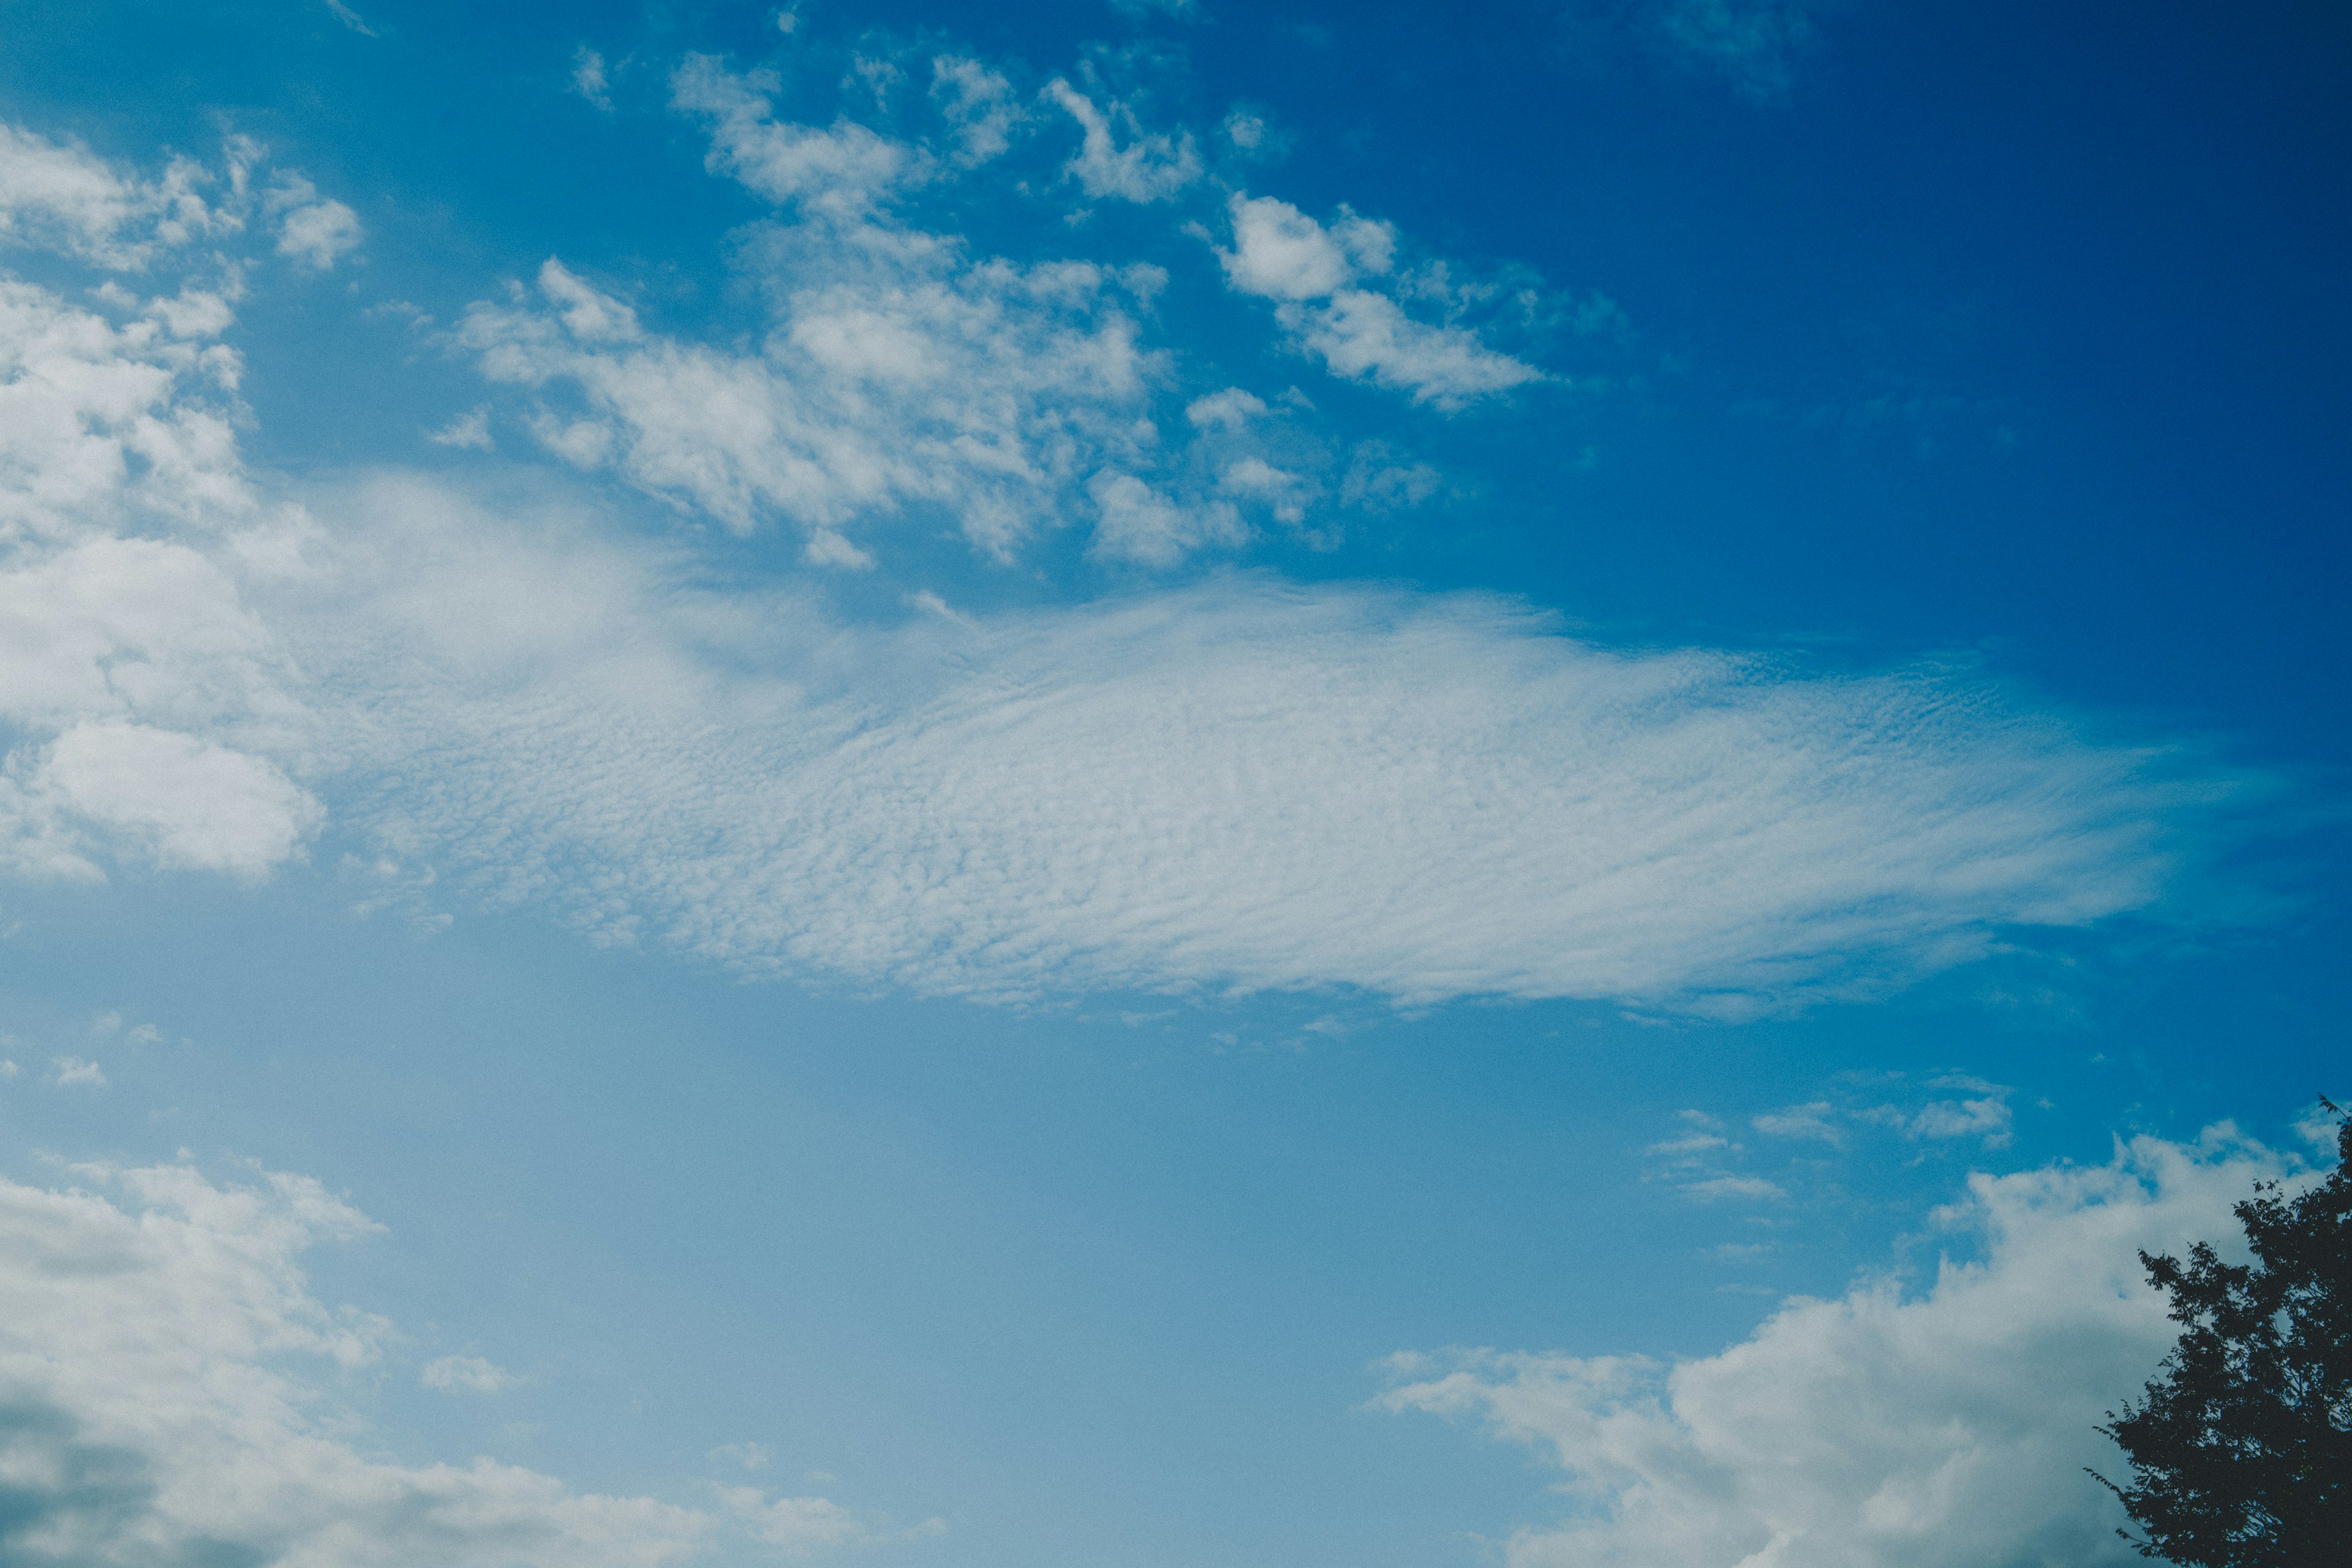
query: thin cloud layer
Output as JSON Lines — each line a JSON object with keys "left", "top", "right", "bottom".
{"left": 0, "top": 1157, "right": 916, "bottom": 1566}
{"left": 1380, "top": 1127, "right": 2301, "bottom": 1567}
{"left": 292, "top": 475, "right": 2245, "bottom": 1013}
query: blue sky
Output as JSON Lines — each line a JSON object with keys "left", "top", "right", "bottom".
{"left": 0, "top": 2, "right": 2343, "bottom": 1564}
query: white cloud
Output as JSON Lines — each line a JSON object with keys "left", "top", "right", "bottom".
{"left": 1219, "top": 195, "right": 1389, "bottom": 301}
{"left": 1681, "top": 1173, "right": 1782, "bottom": 1201}
{"left": 0, "top": 201, "right": 322, "bottom": 884}
{"left": 422, "top": 1353, "right": 519, "bottom": 1393}
{"left": 1184, "top": 387, "right": 1266, "bottom": 431}
{"left": 427, "top": 405, "right": 494, "bottom": 450}
{"left": 1086, "top": 468, "right": 1246, "bottom": 565}
{"left": 29, "top": 720, "right": 318, "bottom": 877}
{"left": 673, "top": 56, "right": 921, "bottom": 217}
{"left": 1298, "top": 288, "right": 1546, "bottom": 405}
{"left": 1908, "top": 1095, "right": 2014, "bottom": 1147}
{"left": 573, "top": 47, "right": 614, "bottom": 112}
{"left": 1751, "top": 1101, "right": 1839, "bottom": 1142}
{"left": 0, "top": 1156, "right": 916, "bottom": 1565}
{"left": 1380, "top": 1126, "right": 2299, "bottom": 1568}
{"left": 284, "top": 476, "right": 2252, "bottom": 1014}
{"left": 1218, "top": 195, "right": 1540, "bottom": 407}
{"left": 0, "top": 124, "right": 245, "bottom": 270}
{"left": 929, "top": 58, "right": 1023, "bottom": 167}
{"left": 1221, "top": 108, "right": 1270, "bottom": 154}
{"left": 50, "top": 1056, "right": 105, "bottom": 1087}
{"left": 458, "top": 227, "right": 1163, "bottom": 562}
{"left": 265, "top": 173, "right": 362, "bottom": 271}
{"left": 1340, "top": 443, "right": 1442, "bottom": 511}
{"left": 1045, "top": 81, "right": 1201, "bottom": 203}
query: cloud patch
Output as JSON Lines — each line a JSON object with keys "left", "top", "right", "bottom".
{"left": 0, "top": 1156, "right": 919, "bottom": 1565}
{"left": 1380, "top": 1126, "right": 2302, "bottom": 1567}
{"left": 1219, "top": 195, "right": 1542, "bottom": 407}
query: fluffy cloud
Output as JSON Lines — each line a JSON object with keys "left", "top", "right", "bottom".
{"left": 1218, "top": 195, "right": 1542, "bottom": 407}
{"left": 0, "top": 137, "right": 326, "bottom": 883}
{"left": 265, "top": 174, "right": 363, "bottom": 271}
{"left": 0, "top": 1156, "right": 920, "bottom": 1566}
{"left": 456, "top": 59, "right": 1567, "bottom": 561}
{"left": 458, "top": 61, "right": 1205, "bottom": 565}
{"left": 1380, "top": 1126, "right": 2301, "bottom": 1567}
{"left": 461, "top": 239, "right": 1164, "bottom": 565}
{"left": 285, "top": 475, "right": 2249, "bottom": 1014}
{"left": 0, "top": 124, "right": 244, "bottom": 270}
{"left": 929, "top": 58, "right": 1023, "bottom": 167}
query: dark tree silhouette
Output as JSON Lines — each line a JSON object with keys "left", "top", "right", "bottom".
{"left": 2091, "top": 1099, "right": 2350, "bottom": 1566}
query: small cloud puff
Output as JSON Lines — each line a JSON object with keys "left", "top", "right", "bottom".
{"left": 571, "top": 47, "right": 612, "bottom": 112}
{"left": 421, "top": 1354, "right": 519, "bottom": 1394}
{"left": 707, "top": 1441, "right": 772, "bottom": 1471}
{"left": 265, "top": 174, "right": 361, "bottom": 271}
{"left": 427, "top": 407, "right": 494, "bottom": 451}
{"left": 1218, "top": 194, "right": 1540, "bottom": 407}
{"left": 51, "top": 1057, "right": 105, "bottom": 1087}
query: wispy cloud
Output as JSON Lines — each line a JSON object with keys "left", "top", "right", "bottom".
{"left": 285, "top": 474, "right": 2260, "bottom": 1014}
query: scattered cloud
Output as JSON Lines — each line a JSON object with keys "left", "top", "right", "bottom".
{"left": 0, "top": 151, "right": 326, "bottom": 884}
{"left": 1381, "top": 1126, "right": 2301, "bottom": 1568}
{"left": 0, "top": 1156, "right": 916, "bottom": 1564}
{"left": 1681, "top": 1172, "right": 1784, "bottom": 1201}
{"left": 930, "top": 57, "right": 1023, "bottom": 167}
{"left": 1045, "top": 80, "right": 1201, "bottom": 203}
{"left": 673, "top": 55, "right": 921, "bottom": 217}
{"left": 1909, "top": 1093, "right": 2015, "bottom": 1147}
{"left": 422, "top": 1353, "right": 519, "bottom": 1393}
{"left": 1218, "top": 194, "right": 1543, "bottom": 407}
{"left": 266, "top": 173, "right": 363, "bottom": 271}
{"left": 1751, "top": 1101, "right": 1839, "bottom": 1142}
{"left": 572, "top": 47, "right": 614, "bottom": 112}
{"left": 428, "top": 406, "right": 495, "bottom": 450}
{"left": 50, "top": 1056, "right": 104, "bottom": 1087}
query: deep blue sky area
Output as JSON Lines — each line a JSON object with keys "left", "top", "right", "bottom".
{"left": 0, "top": 4, "right": 2344, "bottom": 1566}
